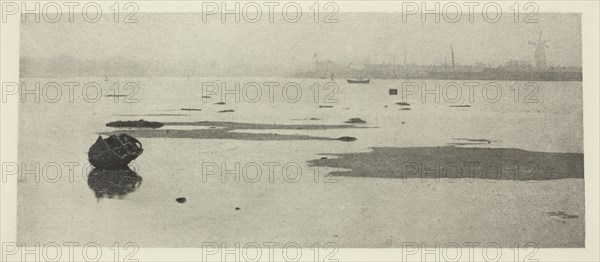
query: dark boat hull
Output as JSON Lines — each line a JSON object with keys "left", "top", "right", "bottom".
{"left": 88, "top": 135, "right": 143, "bottom": 169}
{"left": 347, "top": 79, "right": 370, "bottom": 84}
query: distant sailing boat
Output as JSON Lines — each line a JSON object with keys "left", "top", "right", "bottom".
{"left": 347, "top": 63, "right": 370, "bottom": 84}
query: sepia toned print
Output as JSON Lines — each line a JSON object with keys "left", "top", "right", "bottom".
{"left": 3, "top": 2, "right": 592, "bottom": 260}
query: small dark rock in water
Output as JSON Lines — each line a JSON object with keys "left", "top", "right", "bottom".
{"left": 400, "top": 108, "right": 411, "bottom": 111}
{"left": 181, "top": 108, "right": 202, "bottom": 111}
{"left": 218, "top": 109, "right": 235, "bottom": 113}
{"left": 449, "top": 105, "right": 471, "bottom": 108}
{"left": 215, "top": 102, "right": 226, "bottom": 105}
{"left": 396, "top": 102, "right": 410, "bottom": 106}
{"left": 176, "top": 197, "right": 186, "bottom": 204}
{"left": 235, "top": 207, "right": 241, "bottom": 210}
{"left": 319, "top": 105, "right": 334, "bottom": 108}
{"left": 345, "top": 118, "right": 367, "bottom": 124}
{"left": 106, "top": 119, "right": 163, "bottom": 128}
{"left": 338, "top": 136, "right": 357, "bottom": 142}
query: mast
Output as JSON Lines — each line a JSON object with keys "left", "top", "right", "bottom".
{"left": 444, "top": 56, "right": 448, "bottom": 72}
{"left": 450, "top": 44, "right": 455, "bottom": 73}
{"left": 392, "top": 54, "right": 396, "bottom": 78}
{"left": 403, "top": 44, "right": 407, "bottom": 68}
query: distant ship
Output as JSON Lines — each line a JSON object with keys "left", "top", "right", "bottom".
{"left": 347, "top": 78, "right": 370, "bottom": 84}
{"left": 347, "top": 62, "right": 370, "bottom": 84}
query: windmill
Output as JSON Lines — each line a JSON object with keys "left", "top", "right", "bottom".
{"left": 528, "top": 32, "right": 549, "bottom": 69}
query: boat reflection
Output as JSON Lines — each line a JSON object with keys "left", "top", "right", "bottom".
{"left": 87, "top": 168, "right": 142, "bottom": 199}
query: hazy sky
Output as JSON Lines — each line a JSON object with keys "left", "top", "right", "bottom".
{"left": 21, "top": 13, "right": 582, "bottom": 74}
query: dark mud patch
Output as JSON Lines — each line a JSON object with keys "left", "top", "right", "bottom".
{"left": 292, "top": 118, "right": 321, "bottom": 121}
{"left": 117, "top": 114, "right": 188, "bottom": 117}
{"left": 545, "top": 211, "right": 579, "bottom": 219}
{"left": 454, "top": 138, "right": 492, "bottom": 143}
{"left": 106, "top": 120, "right": 164, "bottom": 128}
{"left": 308, "top": 147, "right": 583, "bottom": 180}
{"left": 102, "top": 129, "right": 339, "bottom": 141}
{"left": 345, "top": 118, "right": 366, "bottom": 124}
{"left": 103, "top": 121, "right": 369, "bottom": 141}
{"left": 446, "top": 142, "right": 489, "bottom": 146}
{"left": 161, "top": 121, "right": 368, "bottom": 130}
{"left": 449, "top": 138, "right": 493, "bottom": 145}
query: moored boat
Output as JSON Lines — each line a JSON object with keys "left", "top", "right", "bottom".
{"left": 347, "top": 78, "right": 370, "bottom": 84}
{"left": 88, "top": 134, "right": 143, "bottom": 169}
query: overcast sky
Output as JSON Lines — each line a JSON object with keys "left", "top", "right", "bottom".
{"left": 21, "top": 13, "right": 582, "bottom": 75}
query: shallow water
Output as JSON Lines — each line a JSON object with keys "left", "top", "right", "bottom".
{"left": 17, "top": 77, "right": 584, "bottom": 247}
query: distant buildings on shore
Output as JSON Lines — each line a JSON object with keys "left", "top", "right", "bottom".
{"left": 21, "top": 33, "right": 582, "bottom": 81}
{"left": 293, "top": 59, "right": 582, "bottom": 81}
{"left": 296, "top": 33, "right": 582, "bottom": 81}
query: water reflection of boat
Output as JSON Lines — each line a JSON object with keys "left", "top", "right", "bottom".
{"left": 87, "top": 168, "right": 142, "bottom": 199}
{"left": 347, "top": 78, "right": 370, "bottom": 84}
{"left": 88, "top": 134, "right": 143, "bottom": 169}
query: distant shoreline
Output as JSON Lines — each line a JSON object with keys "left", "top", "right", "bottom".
{"left": 19, "top": 75, "right": 584, "bottom": 82}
